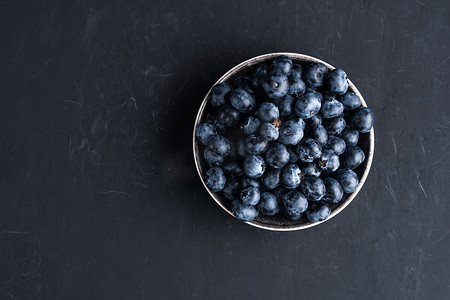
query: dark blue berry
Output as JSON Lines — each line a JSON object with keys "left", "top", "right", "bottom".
{"left": 272, "top": 94, "right": 295, "bottom": 116}
{"left": 288, "top": 77, "right": 306, "bottom": 97}
{"left": 240, "top": 186, "right": 260, "bottom": 205}
{"left": 289, "top": 63, "right": 303, "bottom": 79}
{"left": 340, "top": 128, "right": 359, "bottom": 146}
{"left": 230, "top": 88, "right": 256, "bottom": 113}
{"left": 246, "top": 135, "right": 269, "bottom": 155}
{"left": 241, "top": 177, "right": 262, "bottom": 189}
{"left": 233, "top": 76, "right": 254, "bottom": 96}
{"left": 204, "top": 167, "right": 226, "bottom": 192}
{"left": 341, "top": 146, "right": 365, "bottom": 170}
{"left": 308, "top": 124, "right": 328, "bottom": 145}
{"left": 304, "top": 62, "right": 329, "bottom": 88}
{"left": 327, "top": 69, "right": 348, "bottom": 95}
{"left": 204, "top": 148, "right": 225, "bottom": 167}
{"left": 218, "top": 105, "right": 241, "bottom": 127}
{"left": 272, "top": 55, "right": 293, "bottom": 75}
{"left": 287, "top": 146, "right": 299, "bottom": 163}
{"left": 318, "top": 148, "right": 340, "bottom": 173}
{"left": 306, "top": 202, "right": 331, "bottom": 222}
{"left": 258, "top": 102, "right": 280, "bottom": 123}
{"left": 222, "top": 159, "right": 243, "bottom": 176}
{"left": 300, "top": 176, "right": 326, "bottom": 201}
{"left": 349, "top": 107, "right": 374, "bottom": 133}
{"left": 322, "top": 177, "right": 344, "bottom": 203}
{"left": 262, "top": 167, "right": 281, "bottom": 189}
{"left": 258, "top": 192, "right": 280, "bottom": 216}
{"left": 335, "top": 168, "right": 359, "bottom": 193}
{"left": 320, "top": 99, "right": 344, "bottom": 118}
{"left": 265, "top": 142, "right": 290, "bottom": 169}
{"left": 243, "top": 155, "right": 266, "bottom": 178}
{"left": 282, "top": 190, "right": 308, "bottom": 221}
{"left": 323, "top": 116, "right": 346, "bottom": 135}
{"left": 294, "top": 91, "right": 322, "bottom": 119}
{"left": 262, "top": 70, "right": 289, "bottom": 99}
{"left": 252, "top": 64, "right": 268, "bottom": 90}
{"left": 296, "top": 138, "right": 322, "bottom": 163}
{"left": 241, "top": 116, "right": 262, "bottom": 135}
{"left": 210, "top": 82, "right": 232, "bottom": 108}
{"left": 196, "top": 123, "right": 217, "bottom": 145}
{"left": 278, "top": 120, "right": 304, "bottom": 145}
{"left": 299, "top": 162, "right": 322, "bottom": 177}
{"left": 339, "top": 92, "right": 361, "bottom": 111}
{"left": 232, "top": 200, "right": 258, "bottom": 222}
{"left": 260, "top": 122, "right": 279, "bottom": 141}
{"left": 237, "top": 139, "right": 247, "bottom": 157}
{"left": 307, "top": 114, "right": 322, "bottom": 126}
{"left": 207, "top": 135, "right": 231, "bottom": 156}
{"left": 324, "top": 135, "right": 346, "bottom": 155}
{"left": 281, "top": 164, "right": 302, "bottom": 189}
{"left": 222, "top": 176, "right": 241, "bottom": 200}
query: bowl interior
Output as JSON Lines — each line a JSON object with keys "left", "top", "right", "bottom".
{"left": 193, "top": 53, "right": 374, "bottom": 231}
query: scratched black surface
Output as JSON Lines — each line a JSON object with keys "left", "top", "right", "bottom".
{"left": 1, "top": 1, "right": 450, "bottom": 299}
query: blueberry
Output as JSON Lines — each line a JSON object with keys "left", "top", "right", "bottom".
{"left": 341, "top": 146, "right": 365, "bottom": 170}
{"left": 327, "top": 69, "right": 348, "bottom": 95}
{"left": 218, "top": 105, "right": 241, "bottom": 127}
{"left": 318, "top": 148, "right": 340, "bottom": 173}
{"left": 287, "top": 146, "right": 299, "bottom": 163}
{"left": 306, "top": 202, "right": 331, "bottom": 222}
{"left": 281, "top": 164, "right": 302, "bottom": 189}
{"left": 246, "top": 134, "right": 269, "bottom": 155}
{"left": 339, "top": 92, "right": 361, "bottom": 111}
{"left": 307, "top": 124, "right": 328, "bottom": 145}
{"left": 306, "top": 114, "right": 322, "bottom": 126}
{"left": 232, "top": 200, "right": 258, "bottom": 222}
{"left": 349, "top": 107, "right": 374, "bottom": 133}
{"left": 273, "top": 186, "right": 285, "bottom": 201}
{"left": 222, "top": 159, "right": 243, "bottom": 176}
{"left": 304, "top": 62, "right": 329, "bottom": 88}
{"left": 230, "top": 88, "right": 256, "bottom": 113}
{"left": 204, "top": 167, "right": 226, "bottom": 192}
{"left": 322, "top": 177, "right": 344, "bottom": 203}
{"left": 243, "top": 155, "right": 266, "bottom": 178}
{"left": 258, "top": 192, "right": 280, "bottom": 216}
{"left": 265, "top": 142, "right": 290, "bottom": 169}
{"left": 196, "top": 123, "right": 217, "bottom": 145}
{"left": 300, "top": 176, "right": 326, "bottom": 201}
{"left": 323, "top": 116, "right": 346, "bottom": 135}
{"left": 299, "top": 162, "right": 322, "bottom": 177}
{"left": 278, "top": 119, "right": 304, "bottom": 145}
{"left": 237, "top": 139, "right": 247, "bottom": 157}
{"left": 260, "top": 122, "right": 279, "bottom": 141}
{"left": 282, "top": 190, "right": 308, "bottom": 221}
{"left": 222, "top": 175, "right": 241, "bottom": 200}
{"left": 252, "top": 64, "right": 268, "bottom": 90}
{"left": 258, "top": 102, "right": 280, "bottom": 122}
{"left": 210, "top": 82, "right": 232, "bottom": 108}
{"left": 212, "top": 118, "right": 227, "bottom": 134}
{"left": 262, "top": 70, "right": 289, "bottom": 99}
{"left": 261, "top": 167, "right": 281, "bottom": 189}
{"left": 335, "top": 168, "right": 359, "bottom": 193}
{"left": 288, "top": 63, "right": 303, "bottom": 80}
{"left": 340, "top": 128, "right": 359, "bottom": 146}
{"left": 296, "top": 138, "right": 322, "bottom": 163}
{"left": 324, "top": 135, "right": 346, "bottom": 155}
{"left": 320, "top": 99, "right": 344, "bottom": 118}
{"left": 288, "top": 77, "right": 306, "bottom": 97}
{"left": 241, "top": 176, "right": 262, "bottom": 189}
{"left": 294, "top": 91, "right": 322, "bottom": 119}
{"left": 272, "top": 55, "right": 293, "bottom": 75}
{"left": 241, "top": 116, "right": 262, "bottom": 135}
{"left": 272, "top": 94, "right": 295, "bottom": 116}
{"left": 233, "top": 76, "right": 254, "bottom": 96}
{"left": 204, "top": 148, "right": 225, "bottom": 167}
{"left": 207, "top": 135, "right": 231, "bottom": 156}
{"left": 240, "top": 186, "right": 261, "bottom": 205}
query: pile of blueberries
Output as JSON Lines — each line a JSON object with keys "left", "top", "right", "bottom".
{"left": 195, "top": 55, "right": 373, "bottom": 223}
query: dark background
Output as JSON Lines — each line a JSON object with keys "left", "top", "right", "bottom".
{"left": 1, "top": 0, "right": 450, "bottom": 299}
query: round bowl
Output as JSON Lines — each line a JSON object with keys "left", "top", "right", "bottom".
{"left": 193, "top": 52, "right": 374, "bottom": 231}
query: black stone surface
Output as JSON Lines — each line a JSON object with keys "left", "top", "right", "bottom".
{"left": 1, "top": 1, "right": 450, "bottom": 299}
